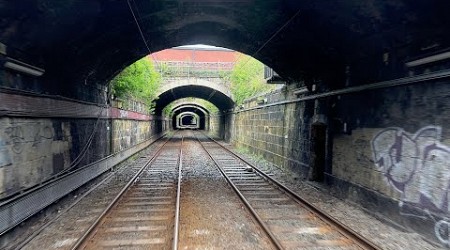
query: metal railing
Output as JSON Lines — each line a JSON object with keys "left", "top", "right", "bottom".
{"left": 155, "top": 61, "right": 234, "bottom": 78}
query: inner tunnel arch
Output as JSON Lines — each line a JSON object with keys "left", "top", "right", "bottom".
{"left": 154, "top": 83, "right": 234, "bottom": 116}
{"left": 172, "top": 105, "right": 208, "bottom": 130}
{"left": 176, "top": 111, "right": 200, "bottom": 129}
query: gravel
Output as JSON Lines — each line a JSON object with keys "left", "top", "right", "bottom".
{"left": 5, "top": 130, "right": 442, "bottom": 250}
{"left": 219, "top": 140, "right": 444, "bottom": 250}
{"left": 4, "top": 139, "right": 165, "bottom": 250}
{"left": 178, "top": 133, "right": 275, "bottom": 249}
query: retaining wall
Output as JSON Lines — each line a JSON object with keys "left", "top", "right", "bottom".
{"left": 0, "top": 91, "right": 168, "bottom": 199}
{"left": 230, "top": 73, "right": 450, "bottom": 245}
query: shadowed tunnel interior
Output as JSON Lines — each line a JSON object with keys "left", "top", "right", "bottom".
{"left": 1, "top": 0, "right": 449, "bottom": 97}
{"left": 171, "top": 104, "right": 207, "bottom": 130}
{"left": 1, "top": 1, "right": 450, "bottom": 247}
{"left": 155, "top": 84, "right": 233, "bottom": 116}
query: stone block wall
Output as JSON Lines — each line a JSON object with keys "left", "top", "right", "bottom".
{"left": 209, "top": 113, "right": 224, "bottom": 139}
{"left": 330, "top": 78, "right": 450, "bottom": 244}
{"left": 0, "top": 117, "right": 112, "bottom": 199}
{"left": 231, "top": 86, "right": 315, "bottom": 177}
{"left": 0, "top": 118, "right": 71, "bottom": 197}
{"left": 111, "top": 119, "right": 157, "bottom": 153}
{"left": 69, "top": 119, "right": 111, "bottom": 168}
{"left": 230, "top": 76, "right": 450, "bottom": 245}
{"left": 0, "top": 91, "right": 168, "bottom": 200}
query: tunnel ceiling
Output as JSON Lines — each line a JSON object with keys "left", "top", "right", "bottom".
{"left": 1, "top": 0, "right": 449, "bottom": 89}
{"left": 155, "top": 85, "right": 233, "bottom": 115}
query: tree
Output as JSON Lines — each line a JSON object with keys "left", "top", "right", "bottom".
{"left": 110, "top": 57, "right": 161, "bottom": 111}
{"left": 230, "top": 54, "right": 273, "bottom": 105}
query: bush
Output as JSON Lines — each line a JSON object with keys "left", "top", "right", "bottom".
{"left": 230, "top": 54, "right": 273, "bottom": 105}
{"left": 110, "top": 57, "right": 161, "bottom": 111}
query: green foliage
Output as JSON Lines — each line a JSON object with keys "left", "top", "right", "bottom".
{"left": 196, "top": 99, "right": 219, "bottom": 114}
{"left": 230, "top": 54, "right": 274, "bottom": 105}
{"left": 110, "top": 57, "right": 161, "bottom": 110}
{"left": 162, "top": 103, "right": 174, "bottom": 116}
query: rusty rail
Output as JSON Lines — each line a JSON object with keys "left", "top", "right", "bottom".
{"left": 195, "top": 131, "right": 381, "bottom": 250}
{"left": 71, "top": 132, "right": 182, "bottom": 250}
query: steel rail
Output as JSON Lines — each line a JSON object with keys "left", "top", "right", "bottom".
{"left": 11, "top": 168, "right": 118, "bottom": 250}
{"left": 0, "top": 133, "right": 166, "bottom": 237}
{"left": 193, "top": 131, "right": 284, "bottom": 250}
{"left": 199, "top": 131, "right": 382, "bottom": 250}
{"left": 13, "top": 135, "right": 172, "bottom": 250}
{"left": 70, "top": 132, "right": 178, "bottom": 250}
{"left": 173, "top": 136, "right": 184, "bottom": 250}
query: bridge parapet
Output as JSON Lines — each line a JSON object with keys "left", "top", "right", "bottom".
{"left": 157, "top": 77, "right": 233, "bottom": 98}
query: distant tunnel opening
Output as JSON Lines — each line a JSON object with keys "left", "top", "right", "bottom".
{"left": 170, "top": 102, "right": 210, "bottom": 130}
{"left": 174, "top": 112, "right": 203, "bottom": 130}
{"left": 181, "top": 115, "right": 195, "bottom": 126}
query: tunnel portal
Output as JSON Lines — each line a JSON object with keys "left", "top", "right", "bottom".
{"left": 1, "top": 1, "right": 450, "bottom": 247}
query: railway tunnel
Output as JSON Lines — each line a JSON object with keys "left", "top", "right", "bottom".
{"left": 154, "top": 78, "right": 234, "bottom": 136}
{"left": 171, "top": 104, "right": 209, "bottom": 130}
{"left": 1, "top": 0, "right": 450, "bottom": 248}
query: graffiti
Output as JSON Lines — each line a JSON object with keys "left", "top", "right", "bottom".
{"left": 0, "top": 139, "right": 12, "bottom": 168}
{"left": 435, "top": 220, "right": 450, "bottom": 245}
{"left": 119, "top": 109, "right": 128, "bottom": 118}
{"left": 32, "top": 125, "right": 53, "bottom": 147}
{"left": 371, "top": 126, "right": 450, "bottom": 245}
{"left": 4, "top": 126, "right": 25, "bottom": 154}
{"left": 4, "top": 124, "right": 54, "bottom": 154}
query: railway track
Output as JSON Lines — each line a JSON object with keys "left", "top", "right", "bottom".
{"left": 9, "top": 136, "right": 170, "bottom": 250}
{"left": 71, "top": 134, "right": 184, "bottom": 250}
{"left": 194, "top": 131, "right": 381, "bottom": 250}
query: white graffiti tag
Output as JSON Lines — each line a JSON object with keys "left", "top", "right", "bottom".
{"left": 371, "top": 126, "right": 450, "bottom": 244}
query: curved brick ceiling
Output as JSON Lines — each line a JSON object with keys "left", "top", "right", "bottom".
{"left": 0, "top": 0, "right": 449, "bottom": 91}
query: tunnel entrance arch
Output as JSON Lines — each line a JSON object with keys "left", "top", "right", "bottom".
{"left": 176, "top": 112, "right": 200, "bottom": 129}
{"left": 0, "top": 0, "right": 447, "bottom": 100}
{"left": 154, "top": 81, "right": 234, "bottom": 116}
{"left": 155, "top": 81, "right": 233, "bottom": 139}
{"left": 172, "top": 105, "right": 208, "bottom": 130}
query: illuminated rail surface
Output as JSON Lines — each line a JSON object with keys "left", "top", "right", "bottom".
{"left": 72, "top": 134, "right": 184, "bottom": 250}
{"left": 194, "top": 131, "right": 381, "bottom": 250}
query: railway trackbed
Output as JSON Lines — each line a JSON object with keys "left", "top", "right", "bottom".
{"left": 71, "top": 134, "right": 184, "bottom": 250}
{"left": 194, "top": 131, "right": 381, "bottom": 250}
{"left": 11, "top": 131, "right": 384, "bottom": 250}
